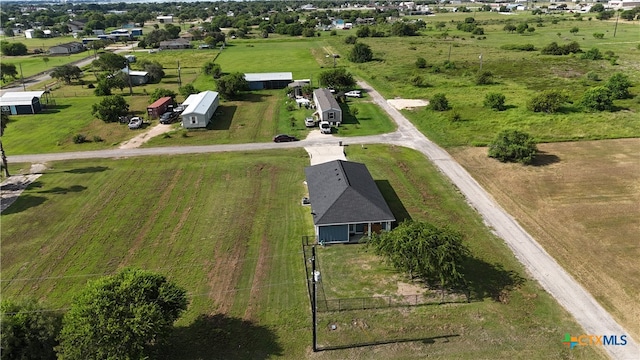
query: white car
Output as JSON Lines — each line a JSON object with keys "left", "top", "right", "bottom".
{"left": 128, "top": 117, "right": 143, "bottom": 129}
{"left": 345, "top": 90, "right": 362, "bottom": 98}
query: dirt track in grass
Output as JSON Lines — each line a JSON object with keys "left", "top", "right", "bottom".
{"left": 450, "top": 138, "right": 640, "bottom": 342}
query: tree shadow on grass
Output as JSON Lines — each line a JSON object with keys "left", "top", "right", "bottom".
{"left": 531, "top": 151, "right": 560, "bottom": 167}
{"left": 1, "top": 194, "right": 47, "bottom": 215}
{"left": 161, "top": 314, "right": 283, "bottom": 360}
{"left": 375, "top": 180, "right": 411, "bottom": 224}
{"left": 64, "top": 166, "right": 110, "bottom": 174}
{"left": 463, "top": 257, "right": 526, "bottom": 302}
{"left": 36, "top": 185, "right": 87, "bottom": 194}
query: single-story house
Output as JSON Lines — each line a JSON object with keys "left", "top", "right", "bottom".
{"left": 156, "top": 15, "right": 174, "bottom": 23}
{"left": 0, "top": 91, "right": 45, "bottom": 115}
{"left": 159, "top": 38, "right": 191, "bottom": 50}
{"left": 181, "top": 91, "right": 219, "bottom": 129}
{"left": 49, "top": 42, "right": 84, "bottom": 55}
{"left": 288, "top": 79, "right": 311, "bottom": 97}
{"left": 120, "top": 67, "right": 149, "bottom": 86}
{"left": 305, "top": 160, "right": 395, "bottom": 244}
{"left": 313, "top": 88, "right": 342, "bottom": 126}
{"left": 147, "top": 96, "right": 174, "bottom": 119}
{"left": 245, "top": 72, "right": 293, "bottom": 90}
{"left": 67, "top": 20, "right": 85, "bottom": 32}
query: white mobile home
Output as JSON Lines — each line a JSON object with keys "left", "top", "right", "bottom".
{"left": 181, "top": 91, "right": 219, "bottom": 129}
{"left": 313, "top": 88, "right": 342, "bottom": 126}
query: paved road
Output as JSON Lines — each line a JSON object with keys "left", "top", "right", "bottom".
{"left": 6, "top": 81, "right": 638, "bottom": 359}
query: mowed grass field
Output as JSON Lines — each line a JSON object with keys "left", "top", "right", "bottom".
{"left": 450, "top": 138, "right": 640, "bottom": 342}
{"left": 1, "top": 146, "right": 603, "bottom": 359}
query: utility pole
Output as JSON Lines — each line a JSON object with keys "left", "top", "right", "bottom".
{"left": 126, "top": 62, "right": 133, "bottom": 96}
{"left": 19, "top": 63, "right": 25, "bottom": 91}
{"left": 479, "top": 53, "right": 483, "bottom": 72}
{"left": 311, "top": 246, "right": 318, "bottom": 352}
{"left": 177, "top": 60, "right": 182, "bottom": 87}
{"left": 613, "top": 11, "right": 619, "bottom": 38}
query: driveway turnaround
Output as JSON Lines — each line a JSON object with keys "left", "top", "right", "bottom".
{"left": 5, "top": 80, "right": 638, "bottom": 359}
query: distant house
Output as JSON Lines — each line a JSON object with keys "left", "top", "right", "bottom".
{"left": 120, "top": 67, "right": 149, "bottom": 85}
{"left": 244, "top": 72, "right": 293, "bottom": 90}
{"left": 156, "top": 15, "right": 173, "bottom": 23}
{"left": 67, "top": 20, "right": 85, "bottom": 32}
{"left": 0, "top": 91, "right": 45, "bottom": 115}
{"left": 305, "top": 160, "right": 395, "bottom": 244}
{"left": 288, "top": 79, "right": 311, "bottom": 97}
{"left": 313, "top": 88, "right": 342, "bottom": 126}
{"left": 24, "top": 29, "right": 35, "bottom": 38}
{"left": 159, "top": 38, "right": 191, "bottom": 50}
{"left": 49, "top": 42, "right": 84, "bottom": 55}
{"left": 130, "top": 28, "right": 143, "bottom": 37}
{"left": 181, "top": 91, "right": 219, "bottom": 129}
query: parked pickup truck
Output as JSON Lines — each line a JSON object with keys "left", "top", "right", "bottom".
{"left": 320, "top": 121, "right": 332, "bottom": 134}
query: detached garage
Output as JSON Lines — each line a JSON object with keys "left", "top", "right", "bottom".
{"left": 0, "top": 91, "right": 45, "bottom": 115}
{"left": 181, "top": 91, "right": 219, "bottom": 129}
{"left": 244, "top": 72, "right": 293, "bottom": 90}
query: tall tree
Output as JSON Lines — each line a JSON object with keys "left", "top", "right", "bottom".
{"left": 0, "top": 63, "right": 18, "bottom": 81}
{"left": 0, "top": 299, "right": 62, "bottom": 359}
{"left": 215, "top": 72, "right": 249, "bottom": 99}
{"left": 348, "top": 42, "right": 373, "bottom": 63}
{"left": 94, "top": 52, "right": 127, "bottom": 72}
{"left": 318, "top": 68, "right": 355, "bottom": 91}
{"left": 369, "top": 221, "right": 469, "bottom": 288}
{"left": 50, "top": 64, "right": 83, "bottom": 84}
{"left": 92, "top": 95, "right": 129, "bottom": 122}
{"left": 57, "top": 268, "right": 188, "bottom": 360}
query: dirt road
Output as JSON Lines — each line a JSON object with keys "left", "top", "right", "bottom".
{"left": 4, "top": 80, "right": 637, "bottom": 359}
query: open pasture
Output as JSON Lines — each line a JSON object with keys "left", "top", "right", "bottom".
{"left": 1, "top": 145, "right": 602, "bottom": 359}
{"left": 326, "top": 13, "right": 640, "bottom": 147}
{"left": 451, "top": 138, "right": 640, "bottom": 342}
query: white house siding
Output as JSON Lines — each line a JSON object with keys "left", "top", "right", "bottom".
{"left": 181, "top": 91, "right": 219, "bottom": 129}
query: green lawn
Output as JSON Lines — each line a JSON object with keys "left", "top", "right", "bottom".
{"left": 1, "top": 52, "right": 92, "bottom": 85}
{"left": 1, "top": 146, "right": 603, "bottom": 359}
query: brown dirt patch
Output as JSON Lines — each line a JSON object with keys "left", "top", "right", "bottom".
{"left": 451, "top": 138, "right": 640, "bottom": 340}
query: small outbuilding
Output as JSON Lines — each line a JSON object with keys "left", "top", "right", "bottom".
{"left": 159, "top": 38, "right": 191, "bottom": 50}
{"left": 147, "top": 96, "right": 174, "bottom": 119}
{"left": 156, "top": 15, "right": 174, "bottom": 23}
{"left": 181, "top": 91, "right": 219, "bottom": 129}
{"left": 0, "top": 91, "right": 45, "bottom": 115}
{"left": 305, "top": 160, "right": 395, "bottom": 244}
{"left": 245, "top": 72, "right": 293, "bottom": 90}
{"left": 120, "top": 67, "right": 149, "bottom": 86}
{"left": 313, "top": 88, "right": 342, "bottom": 126}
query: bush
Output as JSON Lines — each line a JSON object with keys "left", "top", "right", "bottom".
{"left": 581, "top": 47, "right": 603, "bottom": 60}
{"left": 500, "top": 43, "right": 536, "bottom": 51}
{"left": 344, "top": 35, "right": 357, "bottom": 44}
{"left": 428, "top": 93, "right": 450, "bottom": 111}
{"left": 348, "top": 43, "right": 373, "bottom": 63}
{"left": 593, "top": 32, "right": 604, "bottom": 39}
{"left": 475, "top": 71, "right": 493, "bottom": 85}
{"left": 92, "top": 136, "right": 104, "bottom": 142}
{"left": 415, "top": 57, "right": 427, "bottom": 68}
{"left": 606, "top": 73, "right": 632, "bottom": 99}
{"left": 586, "top": 71, "right": 600, "bottom": 81}
{"left": 330, "top": 30, "right": 337, "bottom": 36}
{"left": 410, "top": 75, "right": 425, "bottom": 87}
{"left": 488, "top": 129, "right": 538, "bottom": 165}
{"left": 484, "top": 92, "right": 506, "bottom": 111}
{"left": 541, "top": 41, "right": 581, "bottom": 55}
{"left": 580, "top": 86, "right": 613, "bottom": 111}
{"left": 527, "top": 90, "right": 567, "bottom": 113}
{"left": 450, "top": 111, "right": 462, "bottom": 122}
{"left": 472, "top": 27, "right": 485, "bottom": 35}
{"left": 73, "top": 134, "right": 87, "bottom": 144}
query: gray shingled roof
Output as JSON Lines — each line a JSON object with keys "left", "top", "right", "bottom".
{"left": 313, "top": 88, "right": 340, "bottom": 113}
{"left": 305, "top": 160, "right": 396, "bottom": 226}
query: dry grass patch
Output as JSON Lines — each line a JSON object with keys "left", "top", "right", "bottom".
{"left": 451, "top": 138, "right": 640, "bottom": 341}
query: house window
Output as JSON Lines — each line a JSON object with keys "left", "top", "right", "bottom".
{"left": 328, "top": 112, "right": 335, "bottom": 120}
{"left": 190, "top": 116, "right": 197, "bottom": 124}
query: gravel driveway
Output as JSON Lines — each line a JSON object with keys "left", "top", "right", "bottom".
{"left": 4, "top": 80, "right": 637, "bottom": 359}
